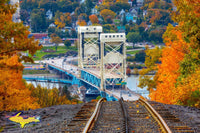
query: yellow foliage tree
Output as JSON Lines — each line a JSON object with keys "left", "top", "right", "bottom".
{"left": 100, "top": 9, "right": 116, "bottom": 22}
{"left": 0, "top": 56, "right": 40, "bottom": 111}
{"left": 176, "top": 68, "right": 200, "bottom": 108}
{"left": 27, "top": 84, "right": 71, "bottom": 108}
{"left": 77, "top": 19, "right": 87, "bottom": 26}
{"left": 0, "top": 0, "right": 41, "bottom": 111}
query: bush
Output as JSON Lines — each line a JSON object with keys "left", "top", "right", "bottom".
{"left": 96, "top": 96, "right": 102, "bottom": 100}
{"left": 27, "top": 84, "right": 71, "bottom": 108}
{"left": 187, "top": 90, "right": 200, "bottom": 108}
{"left": 64, "top": 40, "right": 71, "bottom": 47}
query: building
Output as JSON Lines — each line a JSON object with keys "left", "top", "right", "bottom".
{"left": 46, "top": 10, "right": 53, "bottom": 20}
{"left": 28, "top": 33, "right": 50, "bottom": 44}
{"left": 91, "top": 7, "right": 99, "bottom": 15}
{"left": 137, "top": 0, "right": 144, "bottom": 8}
{"left": 10, "top": 0, "right": 21, "bottom": 22}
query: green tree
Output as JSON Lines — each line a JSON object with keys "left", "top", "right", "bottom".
{"left": 62, "top": 85, "right": 72, "bottom": 100}
{"left": 85, "top": 0, "right": 94, "bottom": 15}
{"left": 103, "top": 24, "right": 118, "bottom": 33}
{"left": 126, "top": 32, "right": 141, "bottom": 48}
{"left": 31, "top": 9, "right": 47, "bottom": 32}
{"left": 138, "top": 46, "right": 162, "bottom": 91}
{"left": 134, "top": 50, "right": 146, "bottom": 62}
{"left": 71, "top": 29, "right": 77, "bottom": 38}
{"left": 122, "top": 13, "right": 127, "bottom": 25}
{"left": 64, "top": 40, "right": 71, "bottom": 47}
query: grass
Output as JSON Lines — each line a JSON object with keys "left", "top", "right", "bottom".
{"left": 127, "top": 50, "right": 140, "bottom": 55}
{"left": 126, "top": 46, "right": 141, "bottom": 50}
{"left": 30, "top": 46, "right": 77, "bottom": 61}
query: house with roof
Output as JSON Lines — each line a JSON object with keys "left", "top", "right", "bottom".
{"left": 98, "top": 0, "right": 103, "bottom": 4}
{"left": 91, "top": 7, "right": 99, "bottom": 15}
{"left": 49, "top": 23, "right": 56, "bottom": 27}
{"left": 46, "top": 10, "right": 53, "bottom": 20}
{"left": 137, "top": 0, "right": 144, "bottom": 8}
{"left": 87, "top": 21, "right": 92, "bottom": 26}
{"left": 28, "top": 33, "right": 50, "bottom": 44}
{"left": 128, "top": 0, "right": 132, "bottom": 6}
{"left": 119, "top": 9, "right": 138, "bottom": 23}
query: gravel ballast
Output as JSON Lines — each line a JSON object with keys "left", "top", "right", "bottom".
{"left": 0, "top": 102, "right": 199, "bottom": 133}
{"left": 0, "top": 104, "right": 83, "bottom": 133}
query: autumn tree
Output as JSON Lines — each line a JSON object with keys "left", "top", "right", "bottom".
{"left": 27, "top": 84, "right": 71, "bottom": 108}
{"left": 89, "top": 14, "right": 99, "bottom": 25}
{"left": 50, "top": 33, "right": 62, "bottom": 51}
{"left": 100, "top": 9, "right": 116, "bottom": 23}
{"left": 116, "top": 0, "right": 128, "bottom": 3}
{"left": 0, "top": 0, "right": 41, "bottom": 111}
{"left": 55, "top": 12, "right": 72, "bottom": 29}
{"left": 77, "top": 19, "right": 87, "bottom": 26}
{"left": 139, "top": 0, "right": 200, "bottom": 107}
{"left": 103, "top": 24, "right": 118, "bottom": 33}
{"left": 138, "top": 46, "right": 162, "bottom": 91}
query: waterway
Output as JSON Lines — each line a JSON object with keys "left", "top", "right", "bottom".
{"left": 127, "top": 75, "right": 149, "bottom": 99}
{"left": 26, "top": 75, "right": 150, "bottom": 99}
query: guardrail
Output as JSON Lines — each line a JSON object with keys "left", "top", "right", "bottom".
{"left": 139, "top": 97, "right": 172, "bottom": 133}
{"left": 82, "top": 98, "right": 105, "bottom": 133}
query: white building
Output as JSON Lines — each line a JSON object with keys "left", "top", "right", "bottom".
{"left": 10, "top": 0, "right": 21, "bottom": 22}
{"left": 91, "top": 7, "right": 99, "bottom": 15}
{"left": 46, "top": 10, "right": 53, "bottom": 20}
{"left": 137, "top": 0, "right": 144, "bottom": 8}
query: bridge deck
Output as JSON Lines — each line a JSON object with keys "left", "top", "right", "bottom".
{"left": 41, "top": 58, "right": 139, "bottom": 101}
{"left": 44, "top": 58, "right": 122, "bottom": 79}
{"left": 105, "top": 89, "right": 140, "bottom": 101}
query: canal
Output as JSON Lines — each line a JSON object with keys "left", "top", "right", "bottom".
{"left": 26, "top": 75, "right": 150, "bottom": 99}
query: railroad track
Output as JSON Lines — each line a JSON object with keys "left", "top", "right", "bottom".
{"left": 149, "top": 101, "right": 195, "bottom": 133}
{"left": 63, "top": 97, "right": 195, "bottom": 133}
{"left": 125, "top": 99, "right": 162, "bottom": 132}
{"left": 62, "top": 100, "right": 99, "bottom": 133}
{"left": 88, "top": 98, "right": 127, "bottom": 133}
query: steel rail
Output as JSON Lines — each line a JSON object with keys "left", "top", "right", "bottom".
{"left": 82, "top": 98, "right": 105, "bottom": 133}
{"left": 119, "top": 97, "right": 128, "bottom": 133}
{"left": 139, "top": 98, "right": 172, "bottom": 133}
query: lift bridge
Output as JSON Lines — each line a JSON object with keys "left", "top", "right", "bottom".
{"left": 78, "top": 26, "right": 127, "bottom": 97}
{"left": 30, "top": 26, "right": 128, "bottom": 101}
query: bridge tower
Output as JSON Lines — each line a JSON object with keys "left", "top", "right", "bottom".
{"left": 100, "top": 33, "right": 127, "bottom": 90}
{"left": 78, "top": 26, "right": 127, "bottom": 93}
{"left": 78, "top": 26, "right": 103, "bottom": 70}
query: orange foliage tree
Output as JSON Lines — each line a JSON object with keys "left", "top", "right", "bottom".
{"left": 100, "top": 9, "right": 116, "bottom": 22}
{"left": 77, "top": 19, "right": 87, "bottom": 26}
{"left": 89, "top": 14, "right": 99, "bottom": 25}
{"left": 0, "top": 56, "right": 40, "bottom": 111}
{"left": 0, "top": 0, "right": 41, "bottom": 111}
{"left": 141, "top": 0, "right": 200, "bottom": 107}
{"left": 150, "top": 31, "right": 189, "bottom": 104}
{"left": 55, "top": 12, "right": 72, "bottom": 29}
